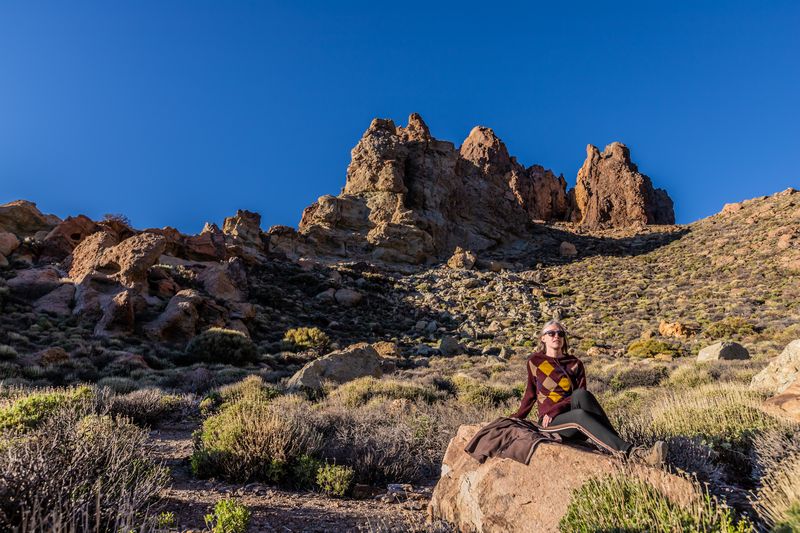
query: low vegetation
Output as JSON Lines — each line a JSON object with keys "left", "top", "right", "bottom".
{"left": 185, "top": 327, "right": 258, "bottom": 366}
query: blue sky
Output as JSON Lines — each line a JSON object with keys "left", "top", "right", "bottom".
{"left": 1, "top": 1, "right": 798, "bottom": 234}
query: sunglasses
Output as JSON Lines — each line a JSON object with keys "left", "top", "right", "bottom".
{"left": 543, "top": 330, "right": 566, "bottom": 338}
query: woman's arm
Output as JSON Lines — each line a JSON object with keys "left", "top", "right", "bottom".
{"left": 512, "top": 359, "right": 536, "bottom": 419}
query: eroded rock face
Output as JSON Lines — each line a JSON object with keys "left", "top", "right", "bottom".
{"left": 69, "top": 232, "right": 166, "bottom": 289}
{"left": 571, "top": 143, "right": 674, "bottom": 229}
{"left": 428, "top": 424, "right": 698, "bottom": 533}
{"left": 294, "top": 114, "right": 569, "bottom": 265}
{"left": 41, "top": 215, "right": 99, "bottom": 261}
{"left": 144, "top": 289, "right": 204, "bottom": 343}
{"left": 223, "top": 210, "right": 263, "bottom": 248}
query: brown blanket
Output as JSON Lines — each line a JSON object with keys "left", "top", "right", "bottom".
{"left": 464, "top": 417, "right": 562, "bottom": 465}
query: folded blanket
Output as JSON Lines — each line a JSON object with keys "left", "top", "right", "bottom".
{"left": 464, "top": 416, "right": 562, "bottom": 465}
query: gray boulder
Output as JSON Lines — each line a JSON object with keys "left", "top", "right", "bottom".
{"left": 286, "top": 342, "right": 382, "bottom": 393}
{"left": 697, "top": 341, "right": 749, "bottom": 362}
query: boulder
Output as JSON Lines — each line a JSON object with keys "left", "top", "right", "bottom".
{"left": 40, "top": 215, "right": 99, "bottom": 260}
{"left": 0, "top": 232, "right": 20, "bottom": 257}
{"left": 69, "top": 231, "right": 166, "bottom": 290}
{"left": 33, "top": 283, "right": 75, "bottom": 316}
{"left": 658, "top": 320, "right": 699, "bottom": 339}
{"left": 447, "top": 247, "right": 477, "bottom": 270}
{"left": 428, "top": 424, "right": 697, "bottom": 533}
{"left": 94, "top": 290, "right": 142, "bottom": 337}
{"left": 7, "top": 267, "right": 62, "bottom": 299}
{"left": 0, "top": 253, "right": 7, "bottom": 268}
{"left": 196, "top": 260, "right": 246, "bottom": 302}
{"left": 286, "top": 342, "right": 382, "bottom": 392}
{"left": 0, "top": 200, "right": 60, "bottom": 236}
{"left": 184, "top": 231, "right": 227, "bottom": 261}
{"left": 751, "top": 339, "right": 800, "bottom": 394}
{"left": 570, "top": 143, "right": 674, "bottom": 229}
{"left": 762, "top": 377, "right": 800, "bottom": 422}
{"left": 438, "top": 335, "right": 465, "bottom": 356}
{"left": 334, "top": 288, "right": 363, "bottom": 306}
{"left": 144, "top": 289, "right": 204, "bottom": 343}
{"left": 559, "top": 241, "right": 577, "bottom": 257}
{"left": 697, "top": 341, "right": 749, "bottom": 362}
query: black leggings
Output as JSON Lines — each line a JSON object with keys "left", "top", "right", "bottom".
{"left": 540, "top": 389, "right": 632, "bottom": 454}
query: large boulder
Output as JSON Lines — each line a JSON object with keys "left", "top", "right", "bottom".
{"left": 7, "top": 267, "right": 62, "bottom": 299}
{"left": 697, "top": 341, "right": 750, "bottom": 362}
{"left": 0, "top": 200, "right": 60, "bottom": 236}
{"left": 40, "top": 215, "right": 99, "bottom": 261}
{"left": 762, "top": 377, "right": 800, "bottom": 422}
{"left": 286, "top": 342, "right": 383, "bottom": 392}
{"left": 223, "top": 210, "right": 264, "bottom": 249}
{"left": 144, "top": 289, "right": 204, "bottom": 343}
{"left": 751, "top": 339, "right": 800, "bottom": 394}
{"left": 33, "top": 283, "right": 76, "bottom": 316}
{"left": 69, "top": 231, "right": 166, "bottom": 289}
{"left": 428, "top": 424, "right": 697, "bottom": 533}
{"left": 0, "top": 232, "right": 20, "bottom": 257}
{"left": 570, "top": 143, "right": 674, "bottom": 229}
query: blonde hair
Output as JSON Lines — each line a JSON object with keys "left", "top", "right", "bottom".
{"left": 536, "top": 319, "right": 570, "bottom": 355}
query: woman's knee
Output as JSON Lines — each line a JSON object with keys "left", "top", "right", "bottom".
{"left": 571, "top": 388, "right": 590, "bottom": 405}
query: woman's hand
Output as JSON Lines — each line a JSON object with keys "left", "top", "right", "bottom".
{"left": 541, "top": 414, "right": 552, "bottom": 428}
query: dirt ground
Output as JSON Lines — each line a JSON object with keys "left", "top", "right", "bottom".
{"left": 149, "top": 423, "right": 435, "bottom": 532}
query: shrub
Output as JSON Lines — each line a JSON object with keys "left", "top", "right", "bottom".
{"left": 218, "top": 375, "right": 280, "bottom": 404}
{"left": 609, "top": 365, "right": 669, "bottom": 391}
{"left": 157, "top": 511, "right": 176, "bottom": 529}
{"left": 327, "top": 377, "right": 444, "bottom": 407}
{"left": 668, "top": 363, "right": 715, "bottom": 388}
{"left": 316, "top": 463, "right": 355, "bottom": 497}
{"left": 451, "top": 375, "right": 520, "bottom": 407}
{"left": 204, "top": 498, "right": 251, "bottom": 533}
{"left": 0, "top": 411, "right": 169, "bottom": 532}
{"left": 559, "top": 472, "right": 751, "bottom": 533}
{"left": 185, "top": 328, "right": 258, "bottom": 366}
{"left": 626, "top": 339, "right": 682, "bottom": 358}
{"left": 705, "top": 317, "right": 755, "bottom": 340}
{"left": 0, "top": 345, "right": 17, "bottom": 361}
{"left": 0, "top": 385, "right": 93, "bottom": 432}
{"left": 96, "top": 376, "right": 137, "bottom": 394}
{"left": 292, "top": 454, "right": 324, "bottom": 489}
{"left": 108, "top": 388, "right": 193, "bottom": 427}
{"left": 752, "top": 452, "right": 800, "bottom": 531}
{"left": 191, "top": 395, "right": 321, "bottom": 482}
{"left": 283, "top": 327, "right": 330, "bottom": 351}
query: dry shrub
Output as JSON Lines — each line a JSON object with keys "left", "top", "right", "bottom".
{"left": 326, "top": 376, "right": 445, "bottom": 408}
{"left": 217, "top": 374, "right": 280, "bottom": 404}
{"left": 108, "top": 388, "right": 195, "bottom": 427}
{"left": 667, "top": 362, "right": 715, "bottom": 389}
{"left": 0, "top": 411, "right": 168, "bottom": 532}
{"left": 626, "top": 339, "right": 682, "bottom": 358}
{"left": 609, "top": 364, "right": 669, "bottom": 391}
{"left": 450, "top": 374, "right": 520, "bottom": 407}
{"left": 559, "top": 470, "right": 751, "bottom": 533}
{"left": 752, "top": 453, "right": 800, "bottom": 531}
{"left": 191, "top": 395, "right": 321, "bottom": 482}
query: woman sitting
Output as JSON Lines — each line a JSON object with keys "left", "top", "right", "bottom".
{"left": 512, "top": 320, "right": 667, "bottom": 465}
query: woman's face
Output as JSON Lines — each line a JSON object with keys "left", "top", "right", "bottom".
{"left": 541, "top": 326, "right": 566, "bottom": 352}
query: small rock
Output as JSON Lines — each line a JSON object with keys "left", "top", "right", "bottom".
{"left": 334, "top": 288, "right": 363, "bottom": 306}
{"left": 559, "top": 242, "right": 577, "bottom": 257}
{"left": 438, "top": 335, "right": 464, "bottom": 356}
{"left": 447, "top": 247, "right": 477, "bottom": 270}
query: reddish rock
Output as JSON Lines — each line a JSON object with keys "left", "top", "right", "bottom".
{"left": 571, "top": 143, "right": 674, "bottom": 229}
{"left": 41, "top": 215, "right": 99, "bottom": 261}
{"left": 69, "top": 231, "right": 166, "bottom": 289}
{"left": 144, "top": 289, "right": 204, "bottom": 343}
{"left": 0, "top": 200, "right": 60, "bottom": 236}
{"left": 223, "top": 210, "right": 263, "bottom": 248}
{"left": 447, "top": 247, "right": 477, "bottom": 270}
{"left": 94, "top": 289, "right": 141, "bottom": 336}
{"left": 185, "top": 231, "right": 227, "bottom": 261}
{"left": 762, "top": 377, "right": 800, "bottom": 422}
{"left": 0, "top": 232, "right": 20, "bottom": 257}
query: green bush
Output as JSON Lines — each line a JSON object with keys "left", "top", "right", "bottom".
{"left": 185, "top": 328, "right": 258, "bottom": 366}
{"left": 218, "top": 375, "right": 280, "bottom": 404}
{"left": 292, "top": 454, "right": 324, "bottom": 489}
{"left": 316, "top": 463, "right": 354, "bottom": 497}
{"left": 626, "top": 339, "right": 682, "bottom": 358}
{"left": 705, "top": 317, "right": 755, "bottom": 340}
{"left": 190, "top": 396, "right": 321, "bottom": 483}
{"left": 559, "top": 472, "right": 751, "bottom": 533}
{"left": 328, "top": 377, "right": 444, "bottom": 407}
{"left": 204, "top": 498, "right": 251, "bottom": 533}
{"left": 0, "top": 385, "right": 93, "bottom": 431}
{"left": 283, "top": 327, "right": 330, "bottom": 351}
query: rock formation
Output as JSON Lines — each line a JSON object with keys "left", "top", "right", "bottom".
{"left": 571, "top": 142, "right": 674, "bottom": 229}
{"left": 286, "top": 114, "right": 571, "bottom": 265}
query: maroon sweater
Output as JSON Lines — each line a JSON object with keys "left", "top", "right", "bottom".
{"left": 513, "top": 350, "right": 587, "bottom": 422}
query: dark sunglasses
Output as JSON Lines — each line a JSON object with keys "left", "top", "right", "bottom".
{"left": 543, "top": 330, "right": 566, "bottom": 338}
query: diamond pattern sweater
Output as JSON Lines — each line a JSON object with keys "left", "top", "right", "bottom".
{"left": 513, "top": 350, "right": 587, "bottom": 422}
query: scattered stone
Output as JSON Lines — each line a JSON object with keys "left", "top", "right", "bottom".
{"left": 447, "top": 247, "right": 477, "bottom": 270}
{"left": 751, "top": 339, "right": 800, "bottom": 394}
{"left": 286, "top": 342, "right": 383, "bottom": 393}
{"left": 438, "top": 335, "right": 464, "bottom": 356}
{"left": 697, "top": 341, "right": 750, "bottom": 362}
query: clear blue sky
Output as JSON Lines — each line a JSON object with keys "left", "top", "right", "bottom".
{"left": 1, "top": 1, "right": 798, "bottom": 234}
